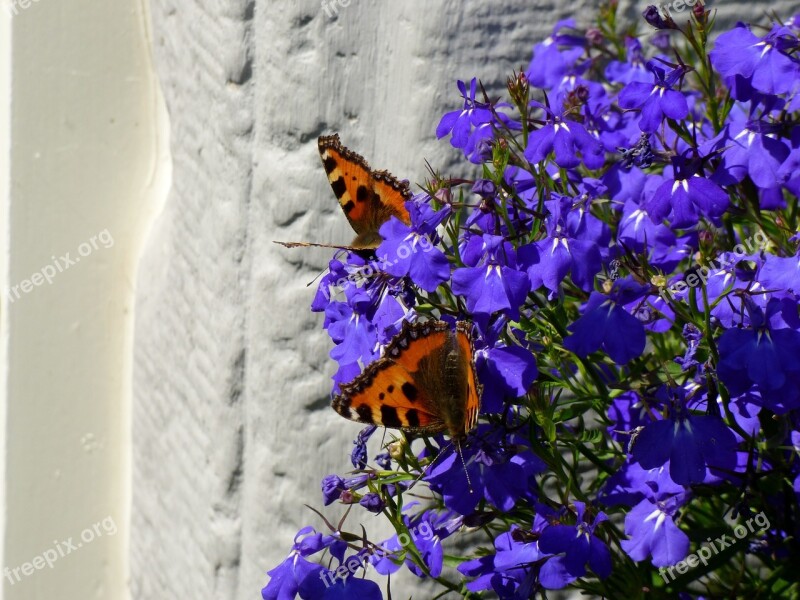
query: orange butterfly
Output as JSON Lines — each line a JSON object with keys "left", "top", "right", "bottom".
{"left": 332, "top": 320, "right": 482, "bottom": 441}
{"left": 276, "top": 134, "right": 412, "bottom": 251}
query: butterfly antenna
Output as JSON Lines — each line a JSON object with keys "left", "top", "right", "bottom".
{"left": 455, "top": 438, "right": 474, "bottom": 494}
{"left": 306, "top": 264, "right": 330, "bottom": 288}
{"left": 405, "top": 439, "right": 452, "bottom": 491}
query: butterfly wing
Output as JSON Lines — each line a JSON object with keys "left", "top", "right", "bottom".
{"left": 332, "top": 321, "right": 481, "bottom": 439}
{"left": 455, "top": 321, "right": 482, "bottom": 437}
{"left": 318, "top": 134, "right": 411, "bottom": 249}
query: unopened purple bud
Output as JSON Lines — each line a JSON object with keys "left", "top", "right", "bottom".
{"left": 322, "top": 475, "right": 345, "bottom": 506}
{"left": 643, "top": 5, "right": 676, "bottom": 30}
{"left": 472, "top": 179, "right": 496, "bottom": 198}
{"left": 692, "top": 0, "right": 706, "bottom": 20}
{"left": 359, "top": 493, "right": 385, "bottom": 513}
{"left": 586, "top": 27, "right": 604, "bottom": 46}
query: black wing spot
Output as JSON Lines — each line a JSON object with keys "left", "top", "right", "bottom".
{"left": 406, "top": 409, "right": 420, "bottom": 428}
{"left": 323, "top": 156, "right": 337, "bottom": 174}
{"left": 387, "top": 385, "right": 394, "bottom": 393}
{"left": 356, "top": 185, "right": 371, "bottom": 203}
{"left": 356, "top": 404, "right": 372, "bottom": 422}
{"left": 342, "top": 200, "right": 356, "bottom": 214}
{"left": 331, "top": 177, "right": 347, "bottom": 198}
{"left": 380, "top": 405, "right": 402, "bottom": 428}
{"left": 379, "top": 392, "right": 385, "bottom": 400}
{"left": 401, "top": 382, "right": 418, "bottom": 402}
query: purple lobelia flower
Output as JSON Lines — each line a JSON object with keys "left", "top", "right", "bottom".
{"left": 459, "top": 525, "right": 545, "bottom": 597}
{"left": 377, "top": 198, "right": 451, "bottom": 293}
{"left": 717, "top": 298, "right": 800, "bottom": 413}
{"left": 601, "top": 459, "right": 686, "bottom": 509}
{"left": 436, "top": 78, "right": 493, "bottom": 149}
{"left": 606, "top": 391, "right": 652, "bottom": 445}
{"left": 476, "top": 339, "right": 538, "bottom": 414}
{"left": 324, "top": 302, "right": 378, "bottom": 386}
{"left": 643, "top": 154, "right": 730, "bottom": 228}
{"left": 262, "top": 527, "right": 348, "bottom": 600}
{"left": 369, "top": 510, "right": 448, "bottom": 578}
{"left": 436, "top": 78, "right": 515, "bottom": 163}
{"left": 299, "top": 576, "right": 382, "bottom": 600}
{"left": 705, "top": 115, "right": 791, "bottom": 189}
{"left": 526, "top": 19, "right": 587, "bottom": 91}
{"left": 606, "top": 38, "right": 652, "bottom": 86}
{"left": 524, "top": 100, "right": 605, "bottom": 169}
{"left": 263, "top": 554, "right": 323, "bottom": 600}
{"left": 467, "top": 169, "right": 539, "bottom": 237}
{"left": 630, "top": 388, "right": 738, "bottom": 485}
{"left": 563, "top": 278, "right": 648, "bottom": 364}
{"left": 451, "top": 234, "right": 530, "bottom": 322}
{"left": 537, "top": 502, "right": 612, "bottom": 588}
{"left": 618, "top": 60, "right": 690, "bottom": 133}
{"left": 527, "top": 38, "right": 606, "bottom": 120}
{"left": 519, "top": 194, "right": 603, "bottom": 292}
{"left": 297, "top": 544, "right": 383, "bottom": 600}
{"left": 425, "top": 426, "right": 543, "bottom": 515}
{"left": 616, "top": 199, "right": 690, "bottom": 272}
{"left": 759, "top": 248, "right": 800, "bottom": 298}
{"left": 620, "top": 493, "right": 689, "bottom": 567}
{"left": 374, "top": 451, "right": 391, "bottom": 470}
{"left": 679, "top": 248, "right": 768, "bottom": 330}
{"left": 710, "top": 23, "right": 800, "bottom": 97}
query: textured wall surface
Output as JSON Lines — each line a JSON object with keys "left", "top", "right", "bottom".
{"left": 131, "top": 1, "right": 800, "bottom": 598}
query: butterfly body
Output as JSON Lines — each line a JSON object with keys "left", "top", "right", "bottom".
{"left": 332, "top": 320, "right": 481, "bottom": 440}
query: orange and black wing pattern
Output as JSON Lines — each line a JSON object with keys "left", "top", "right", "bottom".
{"left": 455, "top": 321, "right": 481, "bottom": 437}
{"left": 331, "top": 320, "right": 481, "bottom": 439}
{"left": 318, "top": 134, "right": 412, "bottom": 249}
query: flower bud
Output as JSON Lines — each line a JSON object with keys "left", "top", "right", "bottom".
{"left": 643, "top": 5, "right": 677, "bottom": 30}
{"left": 388, "top": 440, "right": 406, "bottom": 461}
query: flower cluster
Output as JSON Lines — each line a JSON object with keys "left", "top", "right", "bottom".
{"left": 265, "top": 4, "right": 800, "bottom": 599}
